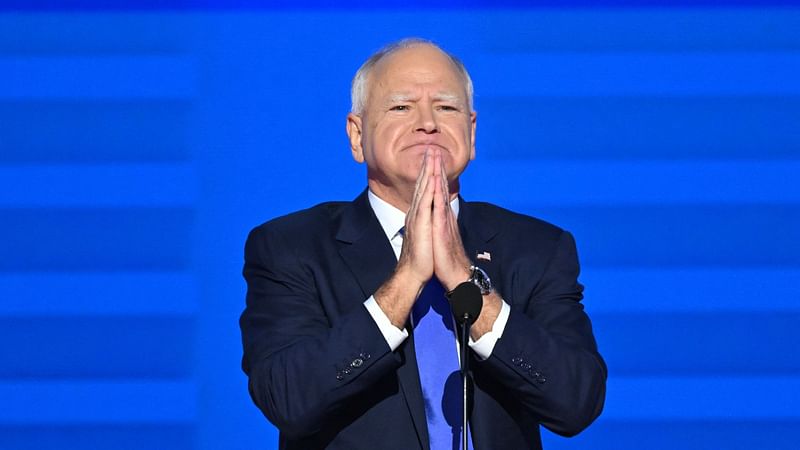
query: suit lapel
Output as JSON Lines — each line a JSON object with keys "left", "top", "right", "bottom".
{"left": 458, "top": 197, "right": 500, "bottom": 272}
{"left": 335, "top": 189, "right": 430, "bottom": 450}
{"left": 335, "top": 190, "right": 397, "bottom": 298}
{"left": 396, "top": 329, "right": 430, "bottom": 450}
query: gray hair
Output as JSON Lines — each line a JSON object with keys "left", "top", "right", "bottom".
{"left": 350, "top": 38, "right": 474, "bottom": 115}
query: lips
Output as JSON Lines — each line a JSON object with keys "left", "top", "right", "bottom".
{"left": 401, "top": 142, "right": 447, "bottom": 152}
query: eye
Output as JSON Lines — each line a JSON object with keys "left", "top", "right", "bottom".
{"left": 437, "top": 105, "right": 460, "bottom": 112}
{"left": 390, "top": 105, "right": 409, "bottom": 111}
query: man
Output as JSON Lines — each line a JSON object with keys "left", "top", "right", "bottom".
{"left": 241, "top": 38, "right": 606, "bottom": 450}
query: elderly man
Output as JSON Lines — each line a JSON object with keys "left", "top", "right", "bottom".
{"left": 240, "top": 38, "right": 606, "bottom": 450}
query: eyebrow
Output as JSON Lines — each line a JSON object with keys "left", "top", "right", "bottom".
{"left": 386, "top": 93, "right": 415, "bottom": 104}
{"left": 385, "top": 92, "right": 464, "bottom": 104}
{"left": 432, "top": 93, "right": 463, "bottom": 103}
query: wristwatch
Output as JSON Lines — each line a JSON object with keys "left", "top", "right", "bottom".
{"left": 467, "top": 265, "right": 493, "bottom": 295}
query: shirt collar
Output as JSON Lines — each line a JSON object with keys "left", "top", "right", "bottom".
{"left": 367, "top": 189, "right": 460, "bottom": 241}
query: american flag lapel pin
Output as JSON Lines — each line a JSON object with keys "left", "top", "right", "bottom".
{"left": 476, "top": 251, "right": 491, "bottom": 261}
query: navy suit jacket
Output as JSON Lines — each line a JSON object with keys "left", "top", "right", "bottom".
{"left": 240, "top": 190, "right": 606, "bottom": 449}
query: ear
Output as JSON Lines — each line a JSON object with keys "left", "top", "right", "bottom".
{"left": 469, "top": 110, "right": 477, "bottom": 160}
{"left": 346, "top": 113, "right": 365, "bottom": 163}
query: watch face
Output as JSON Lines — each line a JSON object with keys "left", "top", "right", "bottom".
{"left": 470, "top": 266, "right": 492, "bottom": 294}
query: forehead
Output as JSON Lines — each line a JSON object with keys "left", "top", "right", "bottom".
{"left": 368, "top": 45, "right": 467, "bottom": 98}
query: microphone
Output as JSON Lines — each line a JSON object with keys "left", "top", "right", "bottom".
{"left": 447, "top": 281, "right": 483, "bottom": 325}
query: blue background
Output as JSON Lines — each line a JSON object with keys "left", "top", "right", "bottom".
{"left": 1, "top": 1, "right": 799, "bottom": 449}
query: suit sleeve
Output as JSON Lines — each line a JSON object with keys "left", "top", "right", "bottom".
{"left": 239, "top": 224, "right": 401, "bottom": 439}
{"left": 474, "top": 230, "right": 607, "bottom": 437}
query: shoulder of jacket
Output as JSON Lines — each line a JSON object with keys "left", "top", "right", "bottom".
{"left": 248, "top": 201, "right": 348, "bottom": 239}
{"left": 465, "top": 201, "right": 565, "bottom": 240}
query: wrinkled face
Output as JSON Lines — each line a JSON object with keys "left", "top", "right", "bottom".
{"left": 347, "top": 45, "right": 477, "bottom": 201}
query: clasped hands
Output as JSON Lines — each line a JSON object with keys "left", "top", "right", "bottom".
{"left": 374, "top": 148, "right": 500, "bottom": 338}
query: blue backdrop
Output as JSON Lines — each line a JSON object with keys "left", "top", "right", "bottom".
{"left": 1, "top": 2, "right": 799, "bottom": 449}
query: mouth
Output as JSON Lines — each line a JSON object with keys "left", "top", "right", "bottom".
{"left": 402, "top": 143, "right": 447, "bottom": 152}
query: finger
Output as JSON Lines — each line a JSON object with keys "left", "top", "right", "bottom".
{"left": 439, "top": 154, "right": 450, "bottom": 212}
{"left": 408, "top": 149, "right": 430, "bottom": 216}
{"left": 414, "top": 148, "right": 429, "bottom": 192}
{"left": 416, "top": 152, "right": 436, "bottom": 222}
{"left": 419, "top": 148, "right": 435, "bottom": 200}
{"left": 432, "top": 157, "right": 442, "bottom": 215}
{"left": 432, "top": 151, "right": 448, "bottom": 234}
{"left": 429, "top": 149, "right": 439, "bottom": 214}
{"left": 435, "top": 150, "right": 455, "bottom": 231}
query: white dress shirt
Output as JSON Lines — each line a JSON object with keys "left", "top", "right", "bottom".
{"left": 363, "top": 190, "right": 510, "bottom": 360}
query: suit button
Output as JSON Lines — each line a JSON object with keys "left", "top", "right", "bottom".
{"left": 336, "top": 373, "right": 344, "bottom": 381}
{"left": 343, "top": 367, "right": 352, "bottom": 375}
{"left": 359, "top": 352, "right": 371, "bottom": 360}
{"left": 536, "top": 377, "right": 546, "bottom": 384}
{"left": 523, "top": 363, "right": 532, "bottom": 370}
{"left": 351, "top": 358, "right": 364, "bottom": 368}
{"left": 511, "top": 357, "right": 523, "bottom": 365}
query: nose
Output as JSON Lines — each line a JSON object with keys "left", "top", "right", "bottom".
{"left": 414, "top": 105, "right": 438, "bottom": 134}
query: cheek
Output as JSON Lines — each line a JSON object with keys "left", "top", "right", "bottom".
{"left": 445, "top": 122, "right": 472, "bottom": 149}
{"left": 373, "top": 123, "right": 404, "bottom": 153}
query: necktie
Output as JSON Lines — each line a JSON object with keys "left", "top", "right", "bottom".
{"left": 413, "top": 278, "right": 470, "bottom": 450}
{"left": 396, "top": 227, "right": 472, "bottom": 449}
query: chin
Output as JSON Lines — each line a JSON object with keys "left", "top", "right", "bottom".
{"left": 403, "top": 154, "right": 426, "bottom": 171}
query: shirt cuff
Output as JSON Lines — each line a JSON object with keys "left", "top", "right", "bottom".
{"left": 468, "top": 299, "right": 511, "bottom": 360}
{"left": 364, "top": 295, "right": 409, "bottom": 351}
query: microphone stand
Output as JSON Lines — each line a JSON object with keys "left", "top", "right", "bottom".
{"left": 447, "top": 281, "right": 482, "bottom": 450}
{"left": 460, "top": 313, "right": 471, "bottom": 450}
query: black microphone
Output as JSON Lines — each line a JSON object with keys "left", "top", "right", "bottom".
{"left": 447, "top": 281, "right": 483, "bottom": 325}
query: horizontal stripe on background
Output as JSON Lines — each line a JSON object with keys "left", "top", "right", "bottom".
{"left": 0, "top": 14, "right": 191, "bottom": 55}
{"left": 475, "top": 96, "right": 800, "bottom": 160}
{"left": 0, "top": 56, "right": 196, "bottom": 100}
{"left": 2, "top": 10, "right": 798, "bottom": 55}
{"left": 541, "top": 419, "right": 800, "bottom": 450}
{"left": 0, "top": 316, "right": 194, "bottom": 379}
{"left": 462, "top": 161, "right": 800, "bottom": 205}
{"left": 581, "top": 268, "right": 800, "bottom": 313}
{"left": 473, "top": 52, "right": 800, "bottom": 97}
{"left": 0, "top": 272, "right": 197, "bottom": 316}
{"left": 498, "top": 204, "right": 800, "bottom": 268}
{"left": 602, "top": 376, "right": 800, "bottom": 420}
{"left": 0, "top": 208, "right": 193, "bottom": 271}
{"left": 592, "top": 312, "right": 800, "bottom": 375}
{"left": 0, "top": 164, "right": 197, "bottom": 207}
{"left": 470, "top": 9, "right": 800, "bottom": 52}
{"left": 0, "top": 381, "right": 196, "bottom": 424}
{"left": 0, "top": 0, "right": 798, "bottom": 11}
{"left": 0, "top": 101, "right": 191, "bottom": 163}
{"left": 0, "top": 425, "right": 194, "bottom": 450}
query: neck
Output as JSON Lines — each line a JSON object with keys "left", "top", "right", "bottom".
{"left": 368, "top": 178, "right": 460, "bottom": 213}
